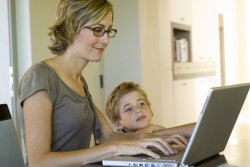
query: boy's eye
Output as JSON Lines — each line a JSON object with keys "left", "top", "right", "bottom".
{"left": 124, "top": 107, "right": 132, "bottom": 113}
{"left": 139, "top": 101, "right": 146, "bottom": 107}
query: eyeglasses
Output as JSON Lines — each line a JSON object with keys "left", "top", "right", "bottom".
{"left": 85, "top": 26, "right": 117, "bottom": 38}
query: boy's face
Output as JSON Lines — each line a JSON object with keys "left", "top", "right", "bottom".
{"left": 115, "top": 91, "right": 152, "bottom": 132}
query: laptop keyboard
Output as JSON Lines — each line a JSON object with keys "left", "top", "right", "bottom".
{"left": 102, "top": 148, "right": 185, "bottom": 167}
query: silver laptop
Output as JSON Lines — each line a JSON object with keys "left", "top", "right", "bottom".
{"left": 0, "top": 104, "right": 25, "bottom": 167}
{"left": 102, "top": 83, "right": 250, "bottom": 167}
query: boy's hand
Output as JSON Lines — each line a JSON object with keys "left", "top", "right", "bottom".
{"left": 136, "top": 124, "right": 165, "bottom": 133}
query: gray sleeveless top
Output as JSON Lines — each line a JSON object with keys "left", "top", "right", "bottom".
{"left": 17, "top": 63, "right": 101, "bottom": 153}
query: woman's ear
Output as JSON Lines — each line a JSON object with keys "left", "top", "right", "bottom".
{"left": 114, "top": 120, "right": 124, "bottom": 130}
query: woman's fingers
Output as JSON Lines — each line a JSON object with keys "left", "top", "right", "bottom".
{"left": 113, "top": 134, "right": 190, "bottom": 158}
{"left": 135, "top": 147, "right": 161, "bottom": 159}
{"left": 114, "top": 142, "right": 161, "bottom": 158}
{"left": 142, "top": 137, "right": 176, "bottom": 155}
{"left": 166, "top": 134, "right": 188, "bottom": 147}
{"left": 173, "top": 134, "right": 188, "bottom": 145}
{"left": 115, "top": 137, "right": 178, "bottom": 158}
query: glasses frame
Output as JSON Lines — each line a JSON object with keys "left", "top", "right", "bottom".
{"left": 85, "top": 26, "right": 117, "bottom": 38}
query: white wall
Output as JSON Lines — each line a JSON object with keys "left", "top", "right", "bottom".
{"left": 217, "top": 0, "right": 239, "bottom": 85}
{"left": 29, "top": 0, "right": 59, "bottom": 64}
{"left": 16, "top": 0, "right": 32, "bottom": 78}
{"left": 139, "top": 0, "right": 175, "bottom": 126}
{"left": 192, "top": 0, "right": 241, "bottom": 85}
{"left": 245, "top": 0, "right": 250, "bottom": 81}
{"left": 237, "top": 0, "right": 250, "bottom": 116}
{"left": 238, "top": 0, "right": 250, "bottom": 82}
{"left": 104, "top": 0, "right": 142, "bottom": 98}
{"left": 237, "top": 0, "right": 247, "bottom": 83}
{"left": 0, "top": 0, "right": 12, "bottom": 109}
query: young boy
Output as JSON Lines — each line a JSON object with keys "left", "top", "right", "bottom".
{"left": 106, "top": 81, "right": 194, "bottom": 138}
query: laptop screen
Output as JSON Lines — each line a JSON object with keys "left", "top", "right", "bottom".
{"left": 181, "top": 83, "right": 250, "bottom": 165}
{"left": 102, "top": 83, "right": 250, "bottom": 167}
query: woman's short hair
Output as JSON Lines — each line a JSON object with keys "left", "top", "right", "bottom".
{"left": 48, "top": 0, "right": 113, "bottom": 55}
{"left": 106, "top": 82, "right": 151, "bottom": 124}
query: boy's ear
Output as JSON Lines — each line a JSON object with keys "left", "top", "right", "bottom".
{"left": 114, "top": 120, "right": 124, "bottom": 130}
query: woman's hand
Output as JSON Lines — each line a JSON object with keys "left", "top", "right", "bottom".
{"left": 163, "top": 134, "right": 188, "bottom": 147}
{"left": 135, "top": 125, "right": 188, "bottom": 148}
{"left": 143, "top": 135, "right": 188, "bottom": 156}
{"left": 109, "top": 137, "right": 178, "bottom": 158}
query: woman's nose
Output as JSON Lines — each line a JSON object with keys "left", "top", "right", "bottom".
{"left": 100, "top": 33, "right": 109, "bottom": 45}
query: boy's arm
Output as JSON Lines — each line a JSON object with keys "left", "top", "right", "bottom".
{"left": 153, "top": 123, "right": 195, "bottom": 138}
{"left": 135, "top": 124, "right": 166, "bottom": 134}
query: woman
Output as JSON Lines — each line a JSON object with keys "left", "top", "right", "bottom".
{"left": 17, "top": 0, "right": 187, "bottom": 166}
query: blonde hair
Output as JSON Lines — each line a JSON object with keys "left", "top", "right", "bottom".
{"left": 106, "top": 82, "right": 151, "bottom": 124}
{"left": 48, "top": 0, "right": 113, "bottom": 55}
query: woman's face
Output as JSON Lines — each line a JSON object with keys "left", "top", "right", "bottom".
{"left": 115, "top": 91, "right": 153, "bottom": 132}
{"left": 70, "top": 10, "right": 113, "bottom": 62}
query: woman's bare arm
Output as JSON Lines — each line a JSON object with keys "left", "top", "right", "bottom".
{"left": 153, "top": 123, "right": 195, "bottom": 138}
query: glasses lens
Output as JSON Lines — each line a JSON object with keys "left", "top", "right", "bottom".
{"left": 93, "top": 27, "right": 105, "bottom": 37}
{"left": 89, "top": 27, "right": 117, "bottom": 38}
{"left": 108, "top": 29, "right": 117, "bottom": 38}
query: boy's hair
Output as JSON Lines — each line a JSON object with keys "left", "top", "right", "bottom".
{"left": 106, "top": 81, "right": 151, "bottom": 124}
{"left": 48, "top": 0, "right": 113, "bottom": 55}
